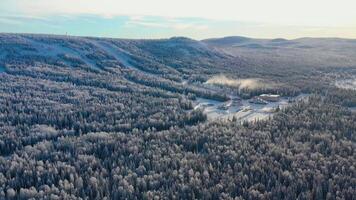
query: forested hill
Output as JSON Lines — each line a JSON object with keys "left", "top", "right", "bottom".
{"left": 0, "top": 33, "right": 355, "bottom": 199}
{"left": 0, "top": 34, "right": 228, "bottom": 77}
{"left": 204, "top": 36, "right": 356, "bottom": 79}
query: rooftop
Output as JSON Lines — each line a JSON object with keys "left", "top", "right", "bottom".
{"left": 260, "top": 94, "right": 280, "bottom": 97}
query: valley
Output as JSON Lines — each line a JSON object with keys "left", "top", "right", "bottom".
{"left": 0, "top": 33, "right": 355, "bottom": 199}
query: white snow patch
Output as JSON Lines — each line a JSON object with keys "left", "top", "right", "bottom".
{"left": 88, "top": 40, "right": 142, "bottom": 71}
{"left": 335, "top": 78, "right": 356, "bottom": 90}
{"left": 194, "top": 93, "right": 308, "bottom": 122}
{"left": 21, "top": 36, "right": 100, "bottom": 70}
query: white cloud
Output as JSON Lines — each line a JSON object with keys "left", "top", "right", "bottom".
{"left": 0, "top": 17, "right": 23, "bottom": 25}
{"left": 126, "top": 20, "right": 168, "bottom": 28}
{"left": 125, "top": 16, "right": 210, "bottom": 31}
{"left": 12, "top": 0, "right": 356, "bottom": 27}
{"left": 172, "top": 23, "right": 207, "bottom": 31}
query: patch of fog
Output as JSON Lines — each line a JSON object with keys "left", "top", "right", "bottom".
{"left": 194, "top": 93, "right": 309, "bottom": 122}
{"left": 206, "top": 75, "right": 276, "bottom": 92}
{"left": 335, "top": 79, "right": 356, "bottom": 90}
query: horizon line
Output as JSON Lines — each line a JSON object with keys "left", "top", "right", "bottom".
{"left": 1, "top": 31, "right": 356, "bottom": 41}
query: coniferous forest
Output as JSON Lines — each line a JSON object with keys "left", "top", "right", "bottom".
{"left": 0, "top": 34, "right": 355, "bottom": 199}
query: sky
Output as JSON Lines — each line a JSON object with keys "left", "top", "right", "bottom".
{"left": 0, "top": 0, "right": 356, "bottom": 39}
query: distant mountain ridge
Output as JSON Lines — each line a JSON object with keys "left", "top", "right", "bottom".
{"left": 1, "top": 33, "right": 356, "bottom": 90}
{"left": 201, "top": 35, "right": 356, "bottom": 73}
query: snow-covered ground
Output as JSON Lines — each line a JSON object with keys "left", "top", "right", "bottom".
{"left": 349, "top": 107, "right": 356, "bottom": 112}
{"left": 19, "top": 36, "right": 101, "bottom": 70}
{"left": 335, "top": 78, "right": 356, "bottom": 90}
{"left": 194, "top": 94, "right": 309, "bottom": 122}
{"left": 181, "top": 80, "right": 189, "bottom": 85}
{"left": 89, "top": 39, "right": 145, "bottom": 72}
{"left": 89, "top": 40, "right": 131, "bottom": 66}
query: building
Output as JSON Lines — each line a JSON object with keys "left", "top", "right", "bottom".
{"left": 230, "top": 97, "right": 241, "bottom": 106}
{"left": 217, "top": 104, "right": 229, "bottom": 110}
{"left": 249, "top": 97, "right": 268, "bottom": 104}
{"left": 259, "top": 94, "right": 280, "bottom": 102}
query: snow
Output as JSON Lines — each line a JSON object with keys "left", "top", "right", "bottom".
{"left": 92, "top": 41, "right": 128, "bottom": 63}
{"left": 335, "top": 78, "right": 356, "bottom": 90}
{"left": 181, "top": 80, "right": 189, "bottom": 85}
{"left": 20, "top": 36, "right": 101, "bottom": 70}
{"left": 349, "top": 107, "right": 356, "bottom": 112}
{"left": 88, "top": 40, "right": 143, "bottom": 71}
{"left": 194, "top": 94, "right": 309, "bottom": 122}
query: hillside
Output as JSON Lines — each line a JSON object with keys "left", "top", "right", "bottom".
{"left": 203, "top": 36, "right": 356, "bottom": 74}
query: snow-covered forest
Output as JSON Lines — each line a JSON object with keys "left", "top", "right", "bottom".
{"left": 0, "top": 33, "right": 355, "bottom": 199}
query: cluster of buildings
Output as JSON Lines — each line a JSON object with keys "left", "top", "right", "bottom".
{"left": 249, "top": 94, "right": 280, "bottom": 104}
{"left": 215, "top": 94, "right": 281, "bottom": 110}
{"left": 217, "top": 97, "right": 242, "bottom": 110}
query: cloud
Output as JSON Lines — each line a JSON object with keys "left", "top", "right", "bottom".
{"left": 126, "top": 20, "right": 168, "bottom": 29}
{"left": 0, "top": 14, "right": 51, "bottom": 25}
{"left": 1, "top": 0, "right": 356, "bottom": 39}
{"left": 0, "top": 17, "right": 23, "bottom": 25}
{"left": 125, "top": 16, "right": 210, "bottom": 31}
{"left": 9, "top": 0, "right": 356, "bottom": 27}
{"left": 172, "top": 23, "right": 208, "bottom": 31}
